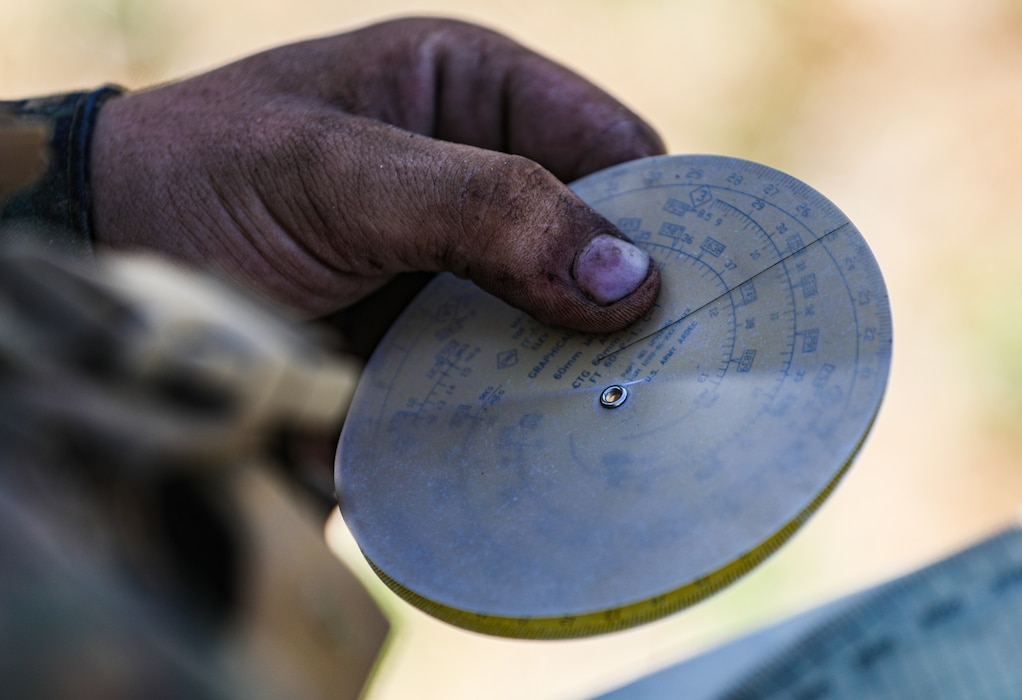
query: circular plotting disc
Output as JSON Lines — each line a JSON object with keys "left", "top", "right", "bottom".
{"left": 336, "top": 155, "right": 892, "bottom": 639}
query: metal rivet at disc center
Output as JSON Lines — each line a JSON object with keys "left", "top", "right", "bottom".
{"left": 600, "top": 385, "right": 628, "bottom": 408}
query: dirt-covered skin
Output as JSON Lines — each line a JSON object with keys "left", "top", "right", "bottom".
{"left": 91, "top": 17, "right": 664, "bottom": 332}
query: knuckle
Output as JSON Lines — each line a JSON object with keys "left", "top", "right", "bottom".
{"left": 243, "top": 111, "right": 368, "bottom": 253}
{"left": 455, "top": 155, "right": 553, "bottom": 259}
{"left": 451, "top": 154, "right": 568, "bottom": 285}
{"left": 457, "top": 155, "right": 553, "bottom": 229}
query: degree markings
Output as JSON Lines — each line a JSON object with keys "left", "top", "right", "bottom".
{"left": 337, "top": 155, "right": 892, "bottom": 638}
{"left": 596, "top": 221, "right": 851, "bottom": 363}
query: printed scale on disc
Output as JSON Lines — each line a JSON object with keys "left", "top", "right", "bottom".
{"left": 336, "top": 155, "right": 893, "bottom": 639}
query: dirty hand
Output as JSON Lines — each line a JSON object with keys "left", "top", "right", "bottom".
{"left": 91, "top": 17, "right": 664, "bottom": 332}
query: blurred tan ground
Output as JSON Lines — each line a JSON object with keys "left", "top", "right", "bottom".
{"left": 5, "top": 0, "right": 1022, "bottom": 697}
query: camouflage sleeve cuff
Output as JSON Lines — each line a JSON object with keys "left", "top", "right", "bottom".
{"left": 1, "top": 85, "right": 124, "bottom": 258}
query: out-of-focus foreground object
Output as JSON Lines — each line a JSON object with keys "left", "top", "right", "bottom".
{"left": 0, "top": 243, "right": 387, "bottom": 699}
{"left": 0, "top": 109, "right": 49, "bottom": 202}
{"left": 596, "top": 525, "right": 1022, "bottom": 699}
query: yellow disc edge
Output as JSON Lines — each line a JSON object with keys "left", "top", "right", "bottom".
{"left": 361, "top": 407, "right": 882, "bottom": 640}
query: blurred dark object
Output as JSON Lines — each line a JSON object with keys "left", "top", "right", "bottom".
{"left": 596, "top": 528, "right": 1022, "bottom": 700}
{"left": 0, "top": 244, "right": 387, "bottom": 699}
{"left": 0, "top": 110, "right": 49, "bottom": 203}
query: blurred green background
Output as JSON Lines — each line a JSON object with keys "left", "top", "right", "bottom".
{"left": 5, "top": 0, "right": 1022, "bottom": 698}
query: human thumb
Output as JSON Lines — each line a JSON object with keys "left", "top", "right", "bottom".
{"left": 318, "top": 128, "right": 660, "bottom": 332}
